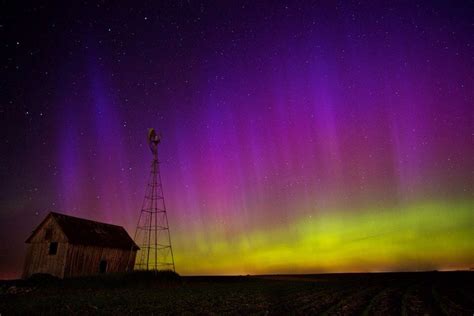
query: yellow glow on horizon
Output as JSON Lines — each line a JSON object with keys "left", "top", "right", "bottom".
{"left": 171, "top": 199, "right": 474, "bottom": 275}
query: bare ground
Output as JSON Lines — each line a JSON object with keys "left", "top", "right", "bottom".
{"left": 0, "top": 271, "right": 473, "bottom": 315}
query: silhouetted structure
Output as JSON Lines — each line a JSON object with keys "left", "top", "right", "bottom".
{"left": 131, "top": 128, "right": 176, "bottom": 271}
{"left": 23, "top": 212, "right": 138, "bottom": 279}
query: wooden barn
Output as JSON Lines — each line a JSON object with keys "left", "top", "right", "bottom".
{"left": 23, "top": 212, "right": 139, "bottom": 279}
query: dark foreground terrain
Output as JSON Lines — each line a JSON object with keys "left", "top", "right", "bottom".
{"left": 1, "top": 271, "right": 473, "bottom": 315}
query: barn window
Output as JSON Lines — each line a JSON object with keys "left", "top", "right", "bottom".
{"left": 44, "top": 228, "right": 52, "bottom": 240}
{"left": 48, "top": 242, "right": 58, "bottom": 255}
{"left": 99, "top": 260, "right": 107, "bottom": 273}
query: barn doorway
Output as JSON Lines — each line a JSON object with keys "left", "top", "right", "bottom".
{"left": 99, "top": 260, "right": 107, "bottom": 273}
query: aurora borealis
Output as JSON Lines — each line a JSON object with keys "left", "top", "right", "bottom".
{"left": 1, "top": 1, "right": 473, "bottom": 278}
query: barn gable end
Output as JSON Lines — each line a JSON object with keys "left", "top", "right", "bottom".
{"left": 23, "top": 215, "right": 69, "bottom": 278}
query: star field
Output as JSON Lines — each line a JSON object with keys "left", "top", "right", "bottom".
{"left": 0, "top": 1, "right": 473, "bottom": 278}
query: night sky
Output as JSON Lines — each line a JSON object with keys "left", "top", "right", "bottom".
{"left": 1, "top": 1, "right": 473, "bottom": 279}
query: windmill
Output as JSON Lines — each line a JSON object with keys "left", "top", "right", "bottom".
{"left": 131, "top": 128, "right": 176, "bottom": 271}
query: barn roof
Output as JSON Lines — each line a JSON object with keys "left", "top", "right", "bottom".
{"left": 26, "top": 212, "right": 139, "bottom": 250}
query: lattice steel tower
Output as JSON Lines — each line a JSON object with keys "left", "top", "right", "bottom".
{"left": 132, "top": 128, "right": 175, "bottom": 271}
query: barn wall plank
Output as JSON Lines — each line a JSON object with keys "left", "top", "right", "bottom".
{"left": 65, "top": 244, "right": 136, "bottom": 278}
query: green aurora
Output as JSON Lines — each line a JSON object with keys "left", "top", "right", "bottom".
{"left": 174, "top": 199, "right": 473, "bottom": 275}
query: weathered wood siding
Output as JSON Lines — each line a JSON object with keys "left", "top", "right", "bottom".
{"left": 22, "top": 216, "right": 69, "bottom": 278}
{"left": 64, "top": 245, "right": 136, "bottom": 278}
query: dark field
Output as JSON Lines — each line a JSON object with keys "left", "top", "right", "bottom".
{"left": 1, "top": 271, "right": 473, "bottom": 315}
